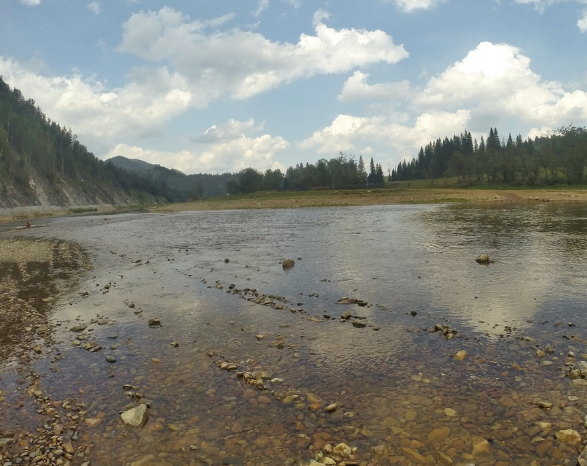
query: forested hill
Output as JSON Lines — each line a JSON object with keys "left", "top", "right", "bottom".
{"left": 107, "top": 156, "right": 238, "bottom": 199}
{"left": 0, "top": 77, "right": 175, "bottom": 211}
{"left": 392, "top": 127, "right": 587, "bottom": 185}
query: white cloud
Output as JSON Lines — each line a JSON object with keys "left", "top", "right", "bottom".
{"left": 191, "top": 119, "right": 264, "bottom": 143}
{"left": 117, "top": 7, "right": 409, "bottom": 101}
{"left": 0, "top": 57, "right": 193, "bottom": 152}
{"left": 387, "top": 0, "right": 447, "bottom": 12}
{"left": 253, "top": 0, "right": 269, "bottom": 17}
{"left": 106, "top": 119, "right": 288, "bottom": 174}
{"left": 305, "top": 40, "right": 587, "bottom": 165}
{"left": 299, "top": 110, "right": 470, "bottom": 158}
{"left": 579, "top": 10, "right": 587, "bottom": 32}
{"left": 338, "top": 71, "right": 414, "bottom": 102}
{"left": 19, "top": 0, "right": 41, "bottom": 5}
{"left": 87, "top": 2, "right": 101, "bottom": 14}
{"left": 0, "top": 8, "right": 407, "bottom": 156}
{"left": 415, "top": 41, "right": 587, "bottom": 126}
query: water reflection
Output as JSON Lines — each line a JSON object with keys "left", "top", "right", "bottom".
{"left": 2, "top": 203, "right": 587, "bottom": 465}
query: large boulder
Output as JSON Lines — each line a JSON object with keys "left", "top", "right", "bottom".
{"left": 121, "top": 404, "right": 149, "bottom": 428}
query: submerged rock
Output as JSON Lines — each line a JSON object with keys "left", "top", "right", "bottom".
{"left": 121, "top": 404, "right": 149, "bottom": 428}
{"left": 555, "top": 429, "right": 581, "bottom": 446}
{"left": 148, "top": 319, "right": 161, "bottom": 328}
{"left": 454, "top": 350, "right": 467, "bottom": 361}
{"left": 70, "top": 324, "right": 87, "bottom": 332}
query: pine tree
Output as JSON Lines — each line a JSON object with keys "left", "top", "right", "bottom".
{"left": 368, "top": 157, "right": 376, "bottom": 184}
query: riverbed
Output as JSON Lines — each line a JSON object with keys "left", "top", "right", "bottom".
{"left": 2, "top": 203, "right": 587, "bottom": 466}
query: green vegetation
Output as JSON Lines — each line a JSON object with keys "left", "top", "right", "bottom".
{"left": 108, "top": 156, "right": 238, "bottom": 200}
{"left": 392, "top": 126, "right": 587, "bottom": 186}
{"left": 0, "top": 77, "right": 176, "bottom": 205}
{"left": 228, "top": 153, "right": 385, "bottom": 195}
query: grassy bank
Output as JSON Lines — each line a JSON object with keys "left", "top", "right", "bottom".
{"left": 147, "top": 185, "right": 587, "bottom": 214}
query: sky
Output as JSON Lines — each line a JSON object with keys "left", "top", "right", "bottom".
{"left": 2, "top": 0, "right": 587, "bottom": 175}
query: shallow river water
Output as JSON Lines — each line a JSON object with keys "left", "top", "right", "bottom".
{"left": 3, "top": 203, "right": 587, "bottom": 466}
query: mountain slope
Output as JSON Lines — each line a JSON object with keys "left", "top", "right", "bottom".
{"left": 107, "top": 156, "right": 238, "bottom": 199}
{"left": 107, "top": 156, "right": 153, "bottom": 173}
{"left": 0, "top": 77, "right": 175, "bottom": 212}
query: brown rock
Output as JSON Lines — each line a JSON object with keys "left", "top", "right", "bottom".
{"left": 254, "top": 435, "right": 271, "bottom": 449}
{"left": 472, "top": 436, "right": 490, "bottom": 456}
{"left": 428, "top": 427, "right": 450, "bottom": 442}
{"left": 438, "top": 451, "right": 453, "bottom": 465}
{"left": 282, "top": 259, "right": 295, "bottom": 269}
{"left": 85, "top": 418, "right": 102, "bottom": 427}
{"left": 402, "top": 448, "right": 426, "bottom": 464}
{"left": 242, "top": 389, "right": 257, "bottom": 400}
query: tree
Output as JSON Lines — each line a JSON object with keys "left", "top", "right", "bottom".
{"left": 238, "top": 168, "right": 263, "bottom": 193}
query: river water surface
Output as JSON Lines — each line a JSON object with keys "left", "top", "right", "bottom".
{"left": 2, "top": 203, "right": 587, "bottom": 466}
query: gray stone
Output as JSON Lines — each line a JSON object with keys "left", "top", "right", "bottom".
{"left": 121, "top": 404, "right": 149, "bottom": 428}
{"left": 576, "top": 360, "right": 587, "bottom": 376}
{"left": 70, "top": 324, "right": 87, "bottom": 332}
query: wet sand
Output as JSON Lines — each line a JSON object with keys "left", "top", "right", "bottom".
{"left": 2, "top": 205, "right": 587, "bottom": 466}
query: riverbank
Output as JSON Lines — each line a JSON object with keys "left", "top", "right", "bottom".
{"left": 3, "top": 187, "right": 587, "bottom": 224}
{"left": 149, "top": 187, "right": 587, "bottom": 214}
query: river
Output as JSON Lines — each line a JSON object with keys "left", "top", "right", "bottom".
{"left": 2, "top": 202, "right": 587, "bottom": 466}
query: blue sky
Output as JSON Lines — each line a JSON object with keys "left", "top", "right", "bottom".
{"left": 2, "top": 0, "right": 587, "bottom": 174}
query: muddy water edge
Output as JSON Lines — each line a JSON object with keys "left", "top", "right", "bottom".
{"left": 2, "top": 204, "right": 587, "bottom": 466}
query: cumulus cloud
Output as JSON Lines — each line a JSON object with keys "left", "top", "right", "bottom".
{"left": 579, "top": 10, "right": 587, "bottom": 32}
{"left": 0, "top": 7, "right": 407, "bottom": 157}
{"left": 305, "top": 41, "right": 587, "bottom": 164}
{"left": 415, "top": 41, "right": 587, "bottom": 126}
{"left": 387, "top": 0, "right": 448, "bottom": 12}
{"left": 299, "top": 110, "right": 470, "bottom": 158}
{"left": 106, "top": 119, "right": 288, "bottom": 174}
{"left": 191, "top": 119, "right": 263, "bottom": 143}
{"left": 338, "top": 71, "right": 415, "bottom": 102}
{"left": 87, "top": 2, "right": 101, "bottom": 14}
{"left": 0, "top": 57, "right": 193, "bottom": 152}
{"left": 117, "top": 7, "right": 408, "bottom": 101}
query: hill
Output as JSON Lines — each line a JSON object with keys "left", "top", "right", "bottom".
{"left": 107, "top": 156, "right": 153, "bottom": 173}
{"left": 107, "top": 156, "right": 238, "bottom": 199}
{"left": 0, "top": 77, "right": 176, "bottom": 215}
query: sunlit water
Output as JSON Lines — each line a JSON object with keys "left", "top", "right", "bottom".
{"left": 3, "top": 203, "right": 587, "bottom": 466}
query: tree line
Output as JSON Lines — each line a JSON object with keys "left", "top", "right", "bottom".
{"left": 392, "top": 126, "right": 587, "bottom": 185}
{"left": 227, "top": 153, "right": 386, "bottom": 194}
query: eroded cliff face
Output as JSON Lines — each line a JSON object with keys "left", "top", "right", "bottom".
{"left": 0, "top": 164, "right": 158, "bottom": 216}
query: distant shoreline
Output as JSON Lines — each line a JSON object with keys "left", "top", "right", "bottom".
{"left": 147, "top": 187, "right": 587, "bottom": 214}
{"left": 2, "top": 187, "right": 587, "bottom": 224}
